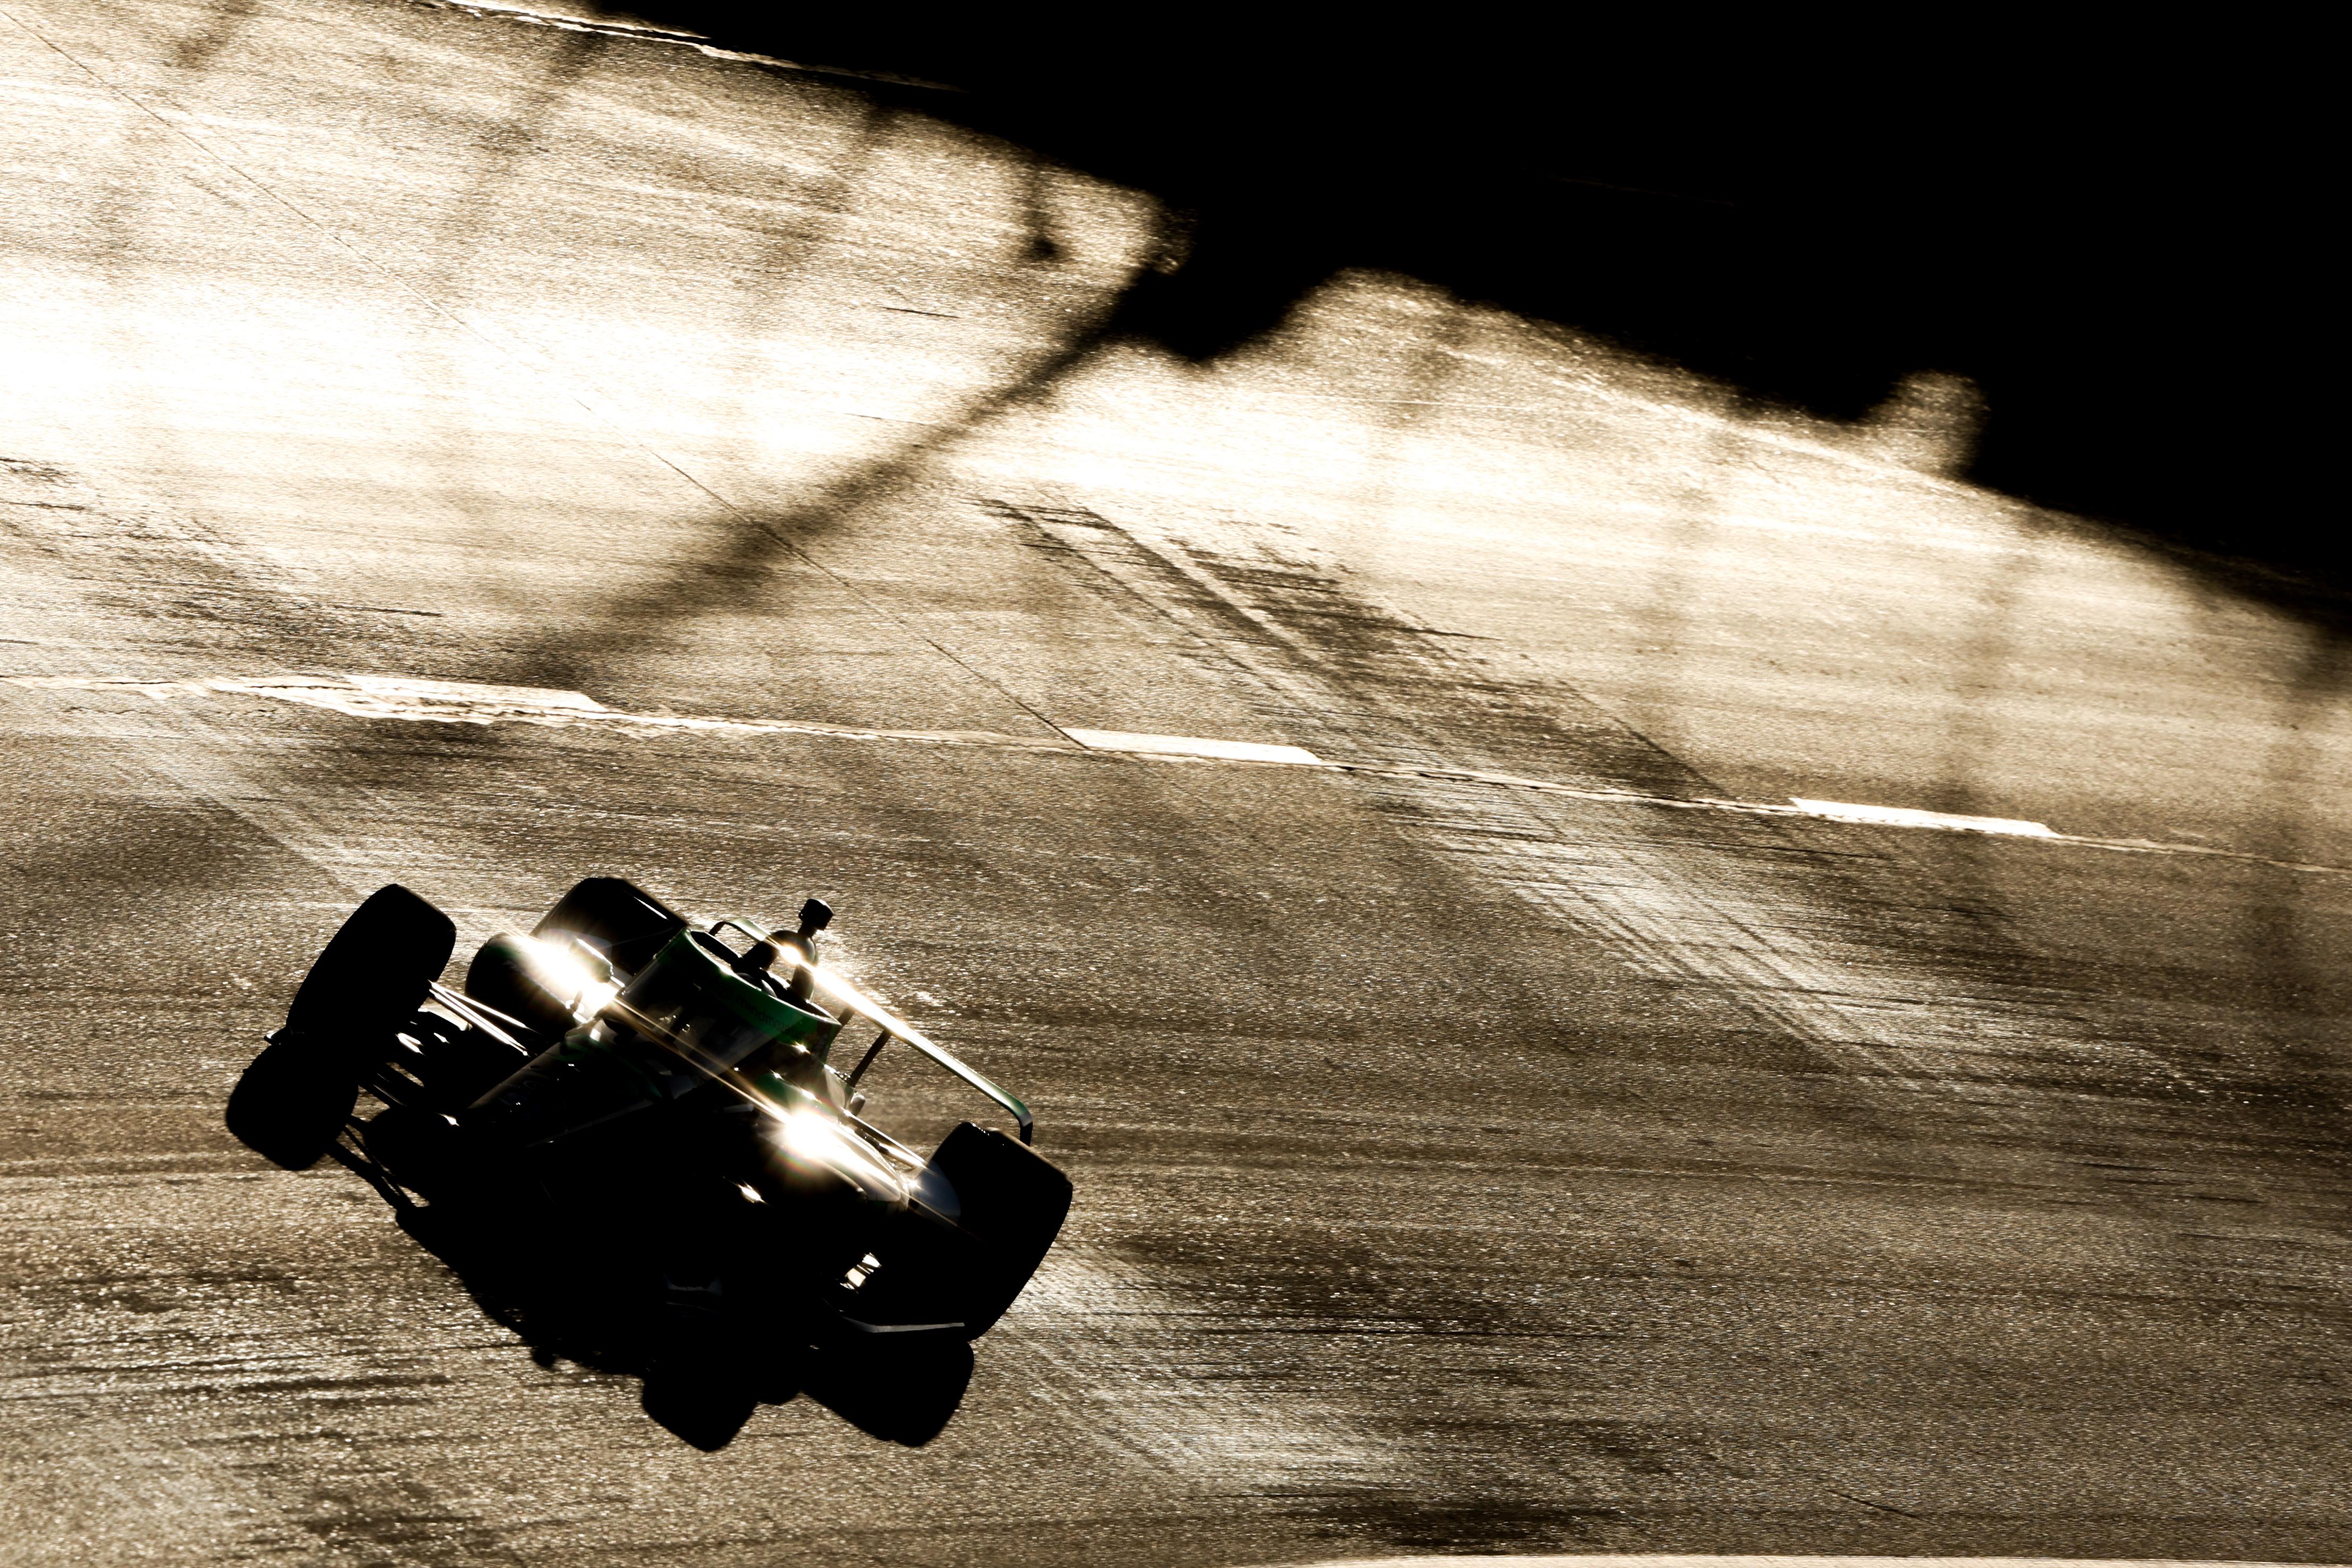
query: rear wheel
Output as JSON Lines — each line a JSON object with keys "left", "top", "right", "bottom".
{"left": 464, "top": 933, "right": 581, "bottom": 1046}
{"left": 532, "top": 877, "right": 685, "bottom": 980}
{"left": 225, "top": 1030, "right": 359, "bottom": 1169}
{"left": 285, "top": 884, "right": 455, "bottom": 1039}
{"left": 929, "top": 1123, "right": 1072, "bottom": 1336}
{"left": 229, "top": 885, "right": 455, "bottom": 1168}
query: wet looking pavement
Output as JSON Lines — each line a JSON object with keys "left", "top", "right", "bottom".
{"left": 0, "top": 3, "right": 2345, "bottom": 1564}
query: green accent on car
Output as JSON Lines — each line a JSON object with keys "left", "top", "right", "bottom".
{"left": 638, "top": 927, "right": 844, "bottom": 1056}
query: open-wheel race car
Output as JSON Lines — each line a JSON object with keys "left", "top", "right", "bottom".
{"left": 226, "top": 878, "right": 1071, "bottom": 1442}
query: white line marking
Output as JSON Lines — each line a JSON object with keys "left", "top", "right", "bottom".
{"left": 4, "top": 675, "right": 1076, "bottom": 751}
{"left": 1060, "top": 727, "right": 1324, "bottom": 765}
{"left": 345, "top": 675, "right": 607, "bottom": 711}
{"left": 1791, "top": 798, "right": 2057, "bottom": 837}
{"left": 10, "top": 675, "right": 2346, "bottom": 877}
{"left": 0, "top": 681, "right": 481, "bottom": 919}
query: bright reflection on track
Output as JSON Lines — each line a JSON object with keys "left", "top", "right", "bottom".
{"left": 0, "top": 1, "right": 2346, "bottom": 1565}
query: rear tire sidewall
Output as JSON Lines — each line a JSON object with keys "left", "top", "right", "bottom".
{"left": 229, "top": 885, "right": 455, "bottom": 1169}
{"left": 285, "top": 884, "right": 455, "bottom": 1042}
{"left": 225, "top": 1032, "right": 360, "bottom": 1169}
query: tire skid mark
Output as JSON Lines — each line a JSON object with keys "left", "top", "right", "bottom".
{"left": 397, "top": 0, "right": 963, "bottom": 90}
{"left": 1, "top": 676, "right": 485, "bottom": 923}
{"left": 997, "top": 503, "right": 2231, "bottom": 1131}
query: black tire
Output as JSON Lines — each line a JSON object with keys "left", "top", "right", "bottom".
{"left": 463, "top": 933, "right": 579, "bottom": 1045}
{"left": 225, "top": 1030, "right": 359, "bottom": 1169}
{"left": 531, "top": 877, "right": 686, "bottom": 980}
{"left": 801, "top": 1334, "right": 972, "bottom": 1446}
{"left": 231, "top": 885, "right": 452, "bottom": 1170}
{"left": 642, "top": 1303, "right": 758, "bottom": 1451}
{"left": 284, "top": 884, "right": 455, "bottom": 1041}
{"left": 929, "top": 1123, "right": 1072, "bottom": 1336}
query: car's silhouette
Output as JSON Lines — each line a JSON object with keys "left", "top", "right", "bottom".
{"left": 227, "top": 879, "right": 1071, "bottom": 1399}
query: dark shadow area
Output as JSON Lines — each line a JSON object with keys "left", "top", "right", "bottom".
{"left": 511, "top": 307, "right": 1119, "bottom": 694}
{"left": 582, "top": 7, "right": 2336, "bottom": 601}
{"left": 397, "top": 1201, "right": 975, "bottom": 1451}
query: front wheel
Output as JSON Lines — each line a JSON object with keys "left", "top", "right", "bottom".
{"left": 225, "top": 1030, "right": 358, "bottom": 1169}
{"left": 929, "top": 1123, "right": 1072, "bottom": 1337}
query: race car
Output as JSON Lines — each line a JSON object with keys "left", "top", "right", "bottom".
{"left": 225, "top": 879, "right": 1072, "bottom": 1382}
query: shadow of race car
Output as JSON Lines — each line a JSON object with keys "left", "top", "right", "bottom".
{"left": 225, "top": 879, "right": 1072, "bottom": 1443}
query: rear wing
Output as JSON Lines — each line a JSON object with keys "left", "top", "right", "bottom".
{"left": 803, "top": 964, "right": 1035, "bottom": 1145}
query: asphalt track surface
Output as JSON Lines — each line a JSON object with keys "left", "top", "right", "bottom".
{"left": 1, "top": 3, "right": 2348, "bottom": 1565}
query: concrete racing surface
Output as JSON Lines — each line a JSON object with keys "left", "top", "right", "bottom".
{"left": 1, "top": 2, "right": 2347, "bottom": 1564}
{"left": 1248, "top": 1559, "right": 2323, "bottom": 1568}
